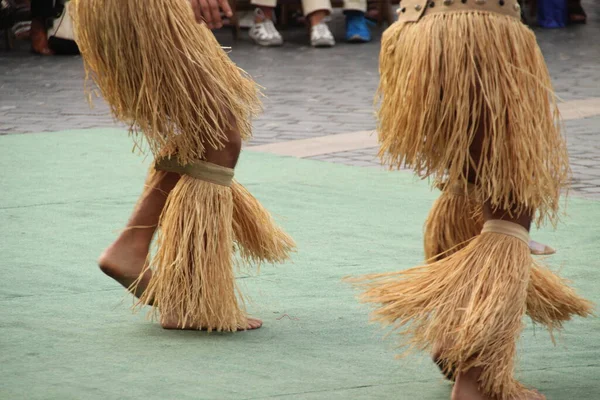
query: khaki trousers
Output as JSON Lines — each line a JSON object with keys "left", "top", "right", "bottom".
{"left": 250, "top": 0, "right": 367, "bottom": 16}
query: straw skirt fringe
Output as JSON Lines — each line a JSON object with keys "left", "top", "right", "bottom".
{"left": 70, "top": 0, "right": 262, "bottom": 165}
{"left": 377, "top": 12, "right": 570, "bottom": 227}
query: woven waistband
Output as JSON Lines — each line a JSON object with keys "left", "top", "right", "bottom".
{"left": 481, "top": 220, "right": 529, "bottom": 244}
{"left": 397, "top": 0, "right": 521, "bottom": 23}
{"left": 154, "top": 158, "right": 234, "bottom": 187}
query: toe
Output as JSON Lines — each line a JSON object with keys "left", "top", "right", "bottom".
{"left": 248, "top": 318, "right": 263, "bottom": 330}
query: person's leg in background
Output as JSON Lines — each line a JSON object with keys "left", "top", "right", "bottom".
{"left": 30, "top": 0, "right": 54, "bottom": 55}
{"left": 247, "top": 0, "right": 335, "bottom": 48}
{"left": 343, "top": 0, "right": 370, "bottom": 43}
{"left": 301, "top": 0, "right": 335, "bottom": 47}
{"left": 249, "top": 0, "right": 284, "bottom": 47}
{"left": 567, "top": 0, "right": 586, "bottom": 24}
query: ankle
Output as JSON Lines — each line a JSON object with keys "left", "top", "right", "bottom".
{"left": 255, "top": 7, "right": 273, "bottom": 23}
{"left": 30, "top": 18, "right": 46, "bottom": 32}
{"left": 451, "top": 367, "right": 484, "bottom": 400}
{"left": 115, "top": 227, "right": 154, "bottom": 251}
{"left": 309, "top": 10, "right": 328, "bottom": 26}
{"left": 30, "top": 19, "right": 48, "bottom": 41}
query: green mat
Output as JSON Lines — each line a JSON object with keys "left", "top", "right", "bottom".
{"left": 1, "top": 129, "right": 598, "bottom": 400}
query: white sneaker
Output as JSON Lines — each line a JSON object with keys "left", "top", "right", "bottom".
{"left": 249, "top": 9, "right": 283, "bottom": 47}
{"left": 310, "top": 22, "right": 335, "bottom": 48}
{"left": 238, "top": 11, "right": 255, "bottom": 29}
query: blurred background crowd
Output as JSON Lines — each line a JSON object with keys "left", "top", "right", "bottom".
{"left": 0, "top": 0, "right": 590, "bottom": 56}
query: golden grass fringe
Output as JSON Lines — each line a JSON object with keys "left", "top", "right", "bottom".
{"left": 136, "top": 176, "right": 247, "bottom": 332}
{"left": 527, "top": 262, "right": 594, "bottom": 336}
{"left": 423, "top": 185, "right": 592, "bottom": 332}
{"left": 377, "top": 13, "right": 570, "bottom": 227}
{"left": 70, "top": 0, "right": 262, "bottom": 164}
{"left": 423, "top": 187, "right": 483, "bottom": 262}
{"left": 231, "top": 180, "right": 296, "bottom": 266}
{"left": 353, "top": 233, "right": 533, "bottom": 399}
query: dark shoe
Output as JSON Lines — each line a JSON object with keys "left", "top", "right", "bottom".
{"left": 568, "top": 0, "right": 587, "bottom": 24}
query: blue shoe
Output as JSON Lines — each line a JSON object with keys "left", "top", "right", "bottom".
{"left": 345, "top": 13, "right": 371, "bottom": 43}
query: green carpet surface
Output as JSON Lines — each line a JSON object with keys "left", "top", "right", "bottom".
{"left": 1, "top": 129, "right": 598, "bottom": 400}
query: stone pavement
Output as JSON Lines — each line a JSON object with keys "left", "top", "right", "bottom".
{"left": 1, "top": 1, "right": 599, "bottom": 198}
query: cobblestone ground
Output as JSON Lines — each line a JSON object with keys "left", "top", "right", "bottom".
{"left": 1, "top": 2, "right": 598, "bottom": 198}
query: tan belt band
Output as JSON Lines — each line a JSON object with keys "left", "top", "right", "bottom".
{"left": 481, "top": 220, "right": 529, "bottom": 244}
{"left": 154, "top": 158, "right": 234, "bottom": 187}
{"left": 397, "top": 0, "right": 521, "bottom": 23}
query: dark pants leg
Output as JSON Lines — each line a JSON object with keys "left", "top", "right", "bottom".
{"left": 30, "top": 0, "right": 56, "bottom": 20}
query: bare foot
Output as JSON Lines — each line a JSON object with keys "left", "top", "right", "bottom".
{"left": 98, "top": 230, "right": 154, "bottom": 301}
{"left": 160, "top": 316, "right": 263, "bottom": 331}
{"left": 99, "top": 170, "right": 178, "bottom": 302}
{"left": 452, "top": 367, "right": 545, "bottom": 400}
{"left": 529, "top": 240, "right": 556, "bottom": 256}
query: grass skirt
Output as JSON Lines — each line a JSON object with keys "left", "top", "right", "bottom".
{"left": 377, "top": 12, "right": 570, "bottom": 227}
{"left": 70, "top": 0, "right": 261, "bottom": 164}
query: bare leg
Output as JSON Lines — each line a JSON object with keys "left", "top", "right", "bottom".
{"left": 98, "top": 171, "right": 180, "bottom": 299}
{"left": 256, "top": 6, "right": 274, "bottom": 21}
{"left": 30, "top": 17, "right": 53, "bottom": 55}
{"left": 159, "top": 115, "right": 263, "bottom": 331}
{"left": 30, "top": 0, "right": 54, "bottom": 55}
{"left": 452, "top": 367, "right": 545, "bottom": 400}
{"left": 450, "top": 121, "right": 540, "bottom": 400}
